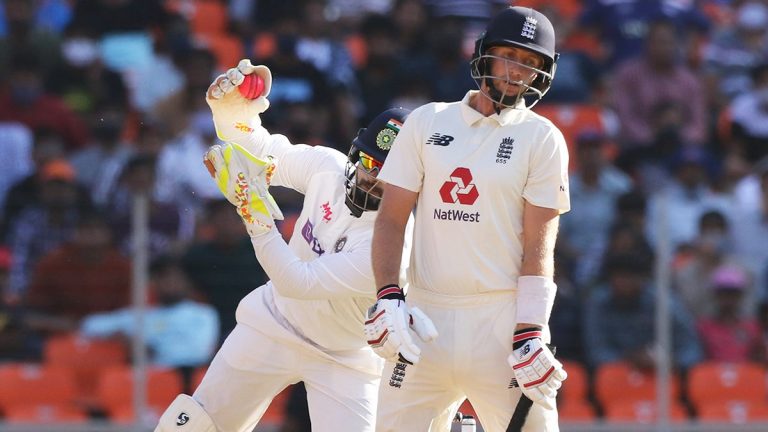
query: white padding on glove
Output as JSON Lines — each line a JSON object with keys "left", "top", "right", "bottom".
{"left": 508, "top": 337, "right": 567, "bottom": 410}
{"left": 204, "top": 142, "right": 283, "bottom": 237}
{"left": 409, "top": 306, "right": 438, "bottom": 343}
{"left": 206, "top": 59, "right": 272, "bottom": 143}
{"left": 365, "top": 299, "right": 437, "bottom": 365}
{"left": 515, "top": 276, "right": 557, "bottom": 327}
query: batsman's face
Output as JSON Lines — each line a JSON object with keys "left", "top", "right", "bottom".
{"left": 486, "top": 46, "right": 543, "bottom": 95}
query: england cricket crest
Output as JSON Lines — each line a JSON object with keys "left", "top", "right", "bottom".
{"left": 521, "top": 16, "right": 537, "bottom": 39}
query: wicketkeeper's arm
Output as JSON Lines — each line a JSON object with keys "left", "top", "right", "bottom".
{"left": 249, "top": 229, "right": 377, "bottom": 300}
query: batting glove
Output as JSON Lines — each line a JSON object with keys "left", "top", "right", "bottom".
{"left": 204, "top": 142, "right": 283, "bottom": 237}
{"left": 508, "top": 328, "right": 567, "bottom": 410}
{"left": 206, "top": 59, "right": 272, "bottom": 143}
{"left": 365, "top": 285, "right": 438, "bottom": 365}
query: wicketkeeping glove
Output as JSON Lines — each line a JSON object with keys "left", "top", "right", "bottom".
{"left": 206, "top": 59, "right": 272, "bottom": 143}
{"left": 204, "top": 142, "right": 283, "bottom": 237}
{"left": 508, "top": 328, "right": 567, "bottom": 410}
{"left": 364, "top": 285, "right": 438, "bottom": 365}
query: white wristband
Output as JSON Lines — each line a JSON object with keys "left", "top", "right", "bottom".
{"left": 515, "top": 275, "right": 557, "bottom": 327}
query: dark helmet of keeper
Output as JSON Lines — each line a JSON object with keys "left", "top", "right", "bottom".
{"left": 470, "top": 6, "right": 559, "bottom": 108}
{"left": 344, "top": 107, "right": 411, "bottom": 217}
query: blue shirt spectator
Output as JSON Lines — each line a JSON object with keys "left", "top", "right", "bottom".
{"left": 80, "top": 255, "right": 219, "bottom": 367}
{"left": 584, "top": 253, "right": 702, "bottom": 370}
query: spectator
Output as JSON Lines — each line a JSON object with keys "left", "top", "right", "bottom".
{"left": 153, "top": 48, "right": 229, "bottom": 218}
{"left": 355, "top": 14, "right": 402, "bottom": 123}
{"left": 674, "top": 210, "right": 753, "bottom": 318}
{"left": 0, "top": 0, "right": 65, "bottom": 81}
{"left": 579, "top": 0, "right": 708, "bottom": 68}
{"left": 70, "top": 97, "right": 133, "bottom": 207}
{"left": 0, "top": 247, "right": 27, "bottom": 359}
{"left": 645, "top": 146, "right": 729, "bottom": 253}
{"left": 80, "top": 254, "right": 218, "bottom": 368}
{"left": 549, "top": 251, "right": 584, "bottom": 363}
{"left": 106, "top": 154, "right": 183, "bottom": 257}
{"left": 702, "top": 1, "right": 768, "bottom": 103}
{"left": 1, "top": 130, "right": 92, "bottom": 241}
{"left": 729, "top": 63, "right": 768, "bottom": 162}
{"left": 24, "top": 210, "right": 130, "bottom": 328}
{"left": 730, "top": 164, "right": 768, "bottom": 298}
{"left": 0, "top": 52, "right": 88, "bottom": 150}
{"left": 583, "top": 253, "right": 702, "bottom": 371}
{"left": 696, "top": 265, "right": 762, "bottom": 362}
{"left": 182, "top": 200, "right": 268, "bottom": 341}
{"left": 0, "top": 122, "right": 33, "bottom": 211}
{"left": 5, "top": 159, "right": 93, "bottom": 302}
{"left": 560, "top": 130, "right": 633, "bottom": 285}
{"left": 611, "top": 20, "right": 707, "bottom": 150}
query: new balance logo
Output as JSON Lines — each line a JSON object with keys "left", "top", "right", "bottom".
{"left": 426, "top": 133, "right": 454, "bottom": 146}
{"left": 508, "top": 377, "right": 519, "bottom": 389}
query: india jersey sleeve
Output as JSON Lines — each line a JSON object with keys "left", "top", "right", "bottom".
{"left": 238, "top": 128, "right": 346, "bottom": 194}
{"left": 378, "top": 105, "right": 429, "bottom": 192}
{"left": 523, "top": 125, "right": 570, "bottom": 213}
{"left": 249, "top": 228, "right": 375, "bottom": 300}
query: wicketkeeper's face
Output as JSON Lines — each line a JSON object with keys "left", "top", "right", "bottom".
{"left": 355, "top": 164, "right": 384, "bottom": 198}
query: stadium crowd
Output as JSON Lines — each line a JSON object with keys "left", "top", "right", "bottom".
{"left": 1, "top": 0, "right": 768, "bottom": 427}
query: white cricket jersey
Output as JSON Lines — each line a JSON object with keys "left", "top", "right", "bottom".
{"left": 234, "top": 131, "right": 410, "bottom": 353}
{"left": 379, "top": 91, "right": 570, "bottom": 296}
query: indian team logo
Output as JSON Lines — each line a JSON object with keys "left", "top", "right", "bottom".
{"left": 376, "top": 118, "right": 403, "bottom": 150}
{"left": 334, "top": 236, "right": 347, "bottom": 252}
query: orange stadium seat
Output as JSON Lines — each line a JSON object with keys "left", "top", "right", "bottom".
{"left": 559, "top": 399, "right": 596, "bottom": 422}
{"left": 688, "top": 362, "right": 767, "bottom": 408}
{"left": 594, "top": 361, "right": 679, "bottom": 407}
{"left": 260, "top": 385, "right": 293, "bottom": 425}
{"left": 560, "top": 360, "right": 589, "bottom": 405}
{"left": 43, "top": 333, "right": 128, "bottom": 405}
{"left": 96, "top": 365, "right": 183, "bottom": 417}
{"left": 0, "top": 363, "right": 78, "bottom": 409}
{"left": 196, "top": 33, "right": 245, "bottom": 71}
{"left": 604, "top": 400, "right": 688, "bottom": 423}
{"left": 697, "top": 401, "right": 768, "bottom": 423}
{"left": 3, "top": 403, "right": 89, "bottom": 423}
{"left": 533, "top": 104, "right": 613, "bottom": 171}
{"left": 191, "top": 366, "right": 208, "bottom": 392}
{"left": 190, "top": 0, "right": 228, "bottom": 37}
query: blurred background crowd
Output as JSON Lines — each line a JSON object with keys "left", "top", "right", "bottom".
{"left": 1, "top": 0, "right": 768, "bottom": 429}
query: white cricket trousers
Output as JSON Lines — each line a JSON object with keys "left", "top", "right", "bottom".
{"left": 192, "top": 288, "right": 382, "bottom": 432}
{"left": 376, "top": 288, "right": 560, "bottom": 432}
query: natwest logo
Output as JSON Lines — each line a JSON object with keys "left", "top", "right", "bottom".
{"left": 439, "top": 167, "right": 479, "bottom": 205}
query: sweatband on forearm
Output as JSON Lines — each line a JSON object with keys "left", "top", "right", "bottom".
{"left": 515, "top": 275, "right": 557, "bottom": 327}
